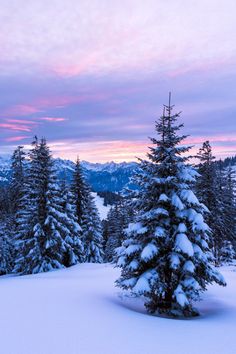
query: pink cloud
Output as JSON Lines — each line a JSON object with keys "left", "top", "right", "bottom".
{"left": 184, "top": 134, "right": 236, "bottom": 145}
{"left": 40, "top": 117, "right": 67, "bottom": 122}
{"left": 49, "top": 140, "right": 148, "bottom": 163}
{"left": 35, "top": 93, "right": 108, "bottom": 108}
{"left": 4, "top": 105, "right": 42, "bottom": 116}
{"left": 2, "top": 91, "right": 111, "bottom": 122}
{"left": 49, "top": 53, "right": 97, "bottom": 77}
{"left": 0, "top": 118, "right": 39, "bottom": 134}
{"left": 6, "top": 119, "right": 37, "bottom": 125}
{"left": 0, "top": 123, "right": 31, "bottom": 132}
{"left": 5, "top": 135, "right": 29, "bottom": 142}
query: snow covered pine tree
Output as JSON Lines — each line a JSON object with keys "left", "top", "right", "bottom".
{"left": 14, "top": 137, "right": 83, "bottom": 274}
{"left": 105, "top": 199, "right": 134, "bottom": 262}
{"left": 59, "top": 181, "right": 84, "bottom": 266}
{"left": 105, "top": 204, "right": 123, "bottom": 262}
{"left": 10, "top": 145, "right": 26, "bottom": 217}
{"left": 116, "top": 94, "right": 226, "bottom": 317}
{"left": 196, "top": 142, "right": 236, "bottom": 265}
{"left": 72, "top": 158, "right": 104, "bottom": 263}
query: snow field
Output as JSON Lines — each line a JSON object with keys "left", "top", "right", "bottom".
{"left": 0, "top": 264, "right": 235, "bottom": 354}
{"left": 92, "top": 192, "right": 111, "bottom": 220}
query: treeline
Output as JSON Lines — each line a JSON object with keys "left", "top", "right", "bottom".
{"left": 0, "top": 134, "right": 235, "bottom": 279}
{"left": 103, "top": 142, "right": 236, "bottom": 268}
{"left": 0, "top": 137, "right": 104, "bottom": 275}
{"left": 196, "top": 141, "right": 236, "bottom": 264}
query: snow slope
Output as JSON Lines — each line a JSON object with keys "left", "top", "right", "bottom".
{"left": 0, "top": 264, "right": 235, "bottom": 354}
{"left": 92, "top": 192, "right": 111, "bottom": 220}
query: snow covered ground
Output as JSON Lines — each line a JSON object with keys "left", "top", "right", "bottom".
{"left": 92, "top": 192, "right": 111, "bottom": 220}
{"left": 0, "top": 264, "right": 235, "bottom": 354}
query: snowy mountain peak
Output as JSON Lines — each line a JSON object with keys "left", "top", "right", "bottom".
{"left": 80, "top": 160, "right": 137, "bottom": 172}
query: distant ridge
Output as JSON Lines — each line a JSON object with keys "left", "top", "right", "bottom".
{"left": 0, "top": 157, "right": 138, "bottom": 192}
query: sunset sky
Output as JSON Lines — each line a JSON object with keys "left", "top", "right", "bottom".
{"left": 0, "top": 0, "right": 235, "bottom": 162}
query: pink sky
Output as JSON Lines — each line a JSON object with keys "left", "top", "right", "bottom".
{"left": 0, "top": 0, "right": 235, "bottom": 162}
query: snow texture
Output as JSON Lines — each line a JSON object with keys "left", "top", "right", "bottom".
{"left": 141, "top": 243, "right": 158, "bottom": 261}
{"left": 175, "top": 233, "right": 194, "bottom": 256}
{"left": 91, "top": 192, "right": 111, "bottom": 220}
{"left": 0, "top": 264, "right": 235, "bottom": 354}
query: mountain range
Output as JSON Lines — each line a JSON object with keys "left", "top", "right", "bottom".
{"left": 0, "top": 156, "right": 138, "bottom": 193}
{"left": 1, "top": 155, "right": 235, "bottom": 193}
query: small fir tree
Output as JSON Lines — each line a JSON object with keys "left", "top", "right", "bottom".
{"left": 10, "top": 145, "right": 26, "bottom": 217}
{"left": 105, "top": 204, "right": 122, "bottom": 262}
{"left": 0, "top": 222, "right": 13, "bottom": 275}
{"left": 59, "top": 181, "right": 84, "bottom": 266}
{"left": 105, "top": 199, "right": 134, "bottom": 262}
{"left": 81, "top": 195, "right": 104, "bottom": 263}
{"left": 72, "top": 158, "right": 104, "bottom": 263}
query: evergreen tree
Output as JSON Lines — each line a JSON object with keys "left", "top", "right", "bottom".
{"left": 72, "top": 158, "right": 87, "bottom": 225}
{"left": 195, "top": 141, "right": 216, "bottom": 217}
{"left": 101, "top": 219, "right": 109, "bottom": 252}
{"left": 10, "top": 146, "right": 26, "bottom": 216}
{"left": 59, "top": 181, "right": 84, "bottom": 266}
{"left": 105, "top": 199, "right": 134, "bottom": 262}
{"left": 0, "top": 222, "right": 14, "bottom": 275}
{"left": 72, "top": 158, "right": 104, "bottom": 263}
{"left": 81, "top": 194, "right": 104, "bottom": 263}
{"left": 196, "top": 143, "right": 235, "bottom": 264}
{"left": 223, "top": 166, "right": 236, "bottom": 254}
{"left": 14, "top": 138, "right": 67, "bottom": 274}
{"left": 116, "top": 95, "right": 226, "bottom": 317}
{"left": 105, "top": 204, "right": 122, "bottom": 262}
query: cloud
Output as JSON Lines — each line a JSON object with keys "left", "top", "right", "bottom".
{"left": 0, "top": 123, "right": 32, "bottom": 132}
{"left": 4, "top": 105, "right": 42, "bottom": 116}
{"left": 5, "top": 135, "right": 29, "bottom": 142}
{"left": 49, "top": 139, "right": 148, "bottom": 163}
{"left": 6, "top": 119, "right": 37, "bottom": 125}
{"left": 0, "top": 0, "right": 235, "bottom": 77}
{"left": 0, "top": 0, "right": 235, "bottom": 161}
{"left": 40, "top": 117, "right": 67, "bottom": 122}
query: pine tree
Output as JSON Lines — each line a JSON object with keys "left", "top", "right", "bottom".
{"left": 105, "top": 204, "right": 122, "bottom": 262}
{"left": 116, "top": 94, "right": 226, "bottom": 317}
{"left": 105, "top": 199, "right": 134, "bottom": 262}
{"left": 0, "top": 146, "right": 28, "bottom": 272}
{"left": 195, "top": 141, "right": 216, "bottom": 215}
{"left": 14, "top": 138, "right": 67, "bottom": 274}
{"left": 10, "top": 146, "right": 26, "bottom": 217}
{"left": 0, "top": 222, "right": 14, "bottom": 275}
{"left": 81, "top": 194, "right": 104, "bottom": 263}
{"left": 196, "top": 144, "right": 235, "bottom": 264}
{"left": 212, "top": 161, "right": 228, "bottom": 264}
{"left": 223, "top": 166, "right": 236, "bottom": 254}
{"left": 59, "top": 181, "right": 84, "bottom": 266}
{"left": 72, "top": 158, "right": 87, "bottom": 225}
{"left": 72, "top": 158, "right": 104, "bottom": 263}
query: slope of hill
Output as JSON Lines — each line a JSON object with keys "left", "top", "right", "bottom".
{"left": 91, "top": 192, "right": 111, "bottom": 220}
{"left": 0, "top": 264, "right": 235, "bottom": 354}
